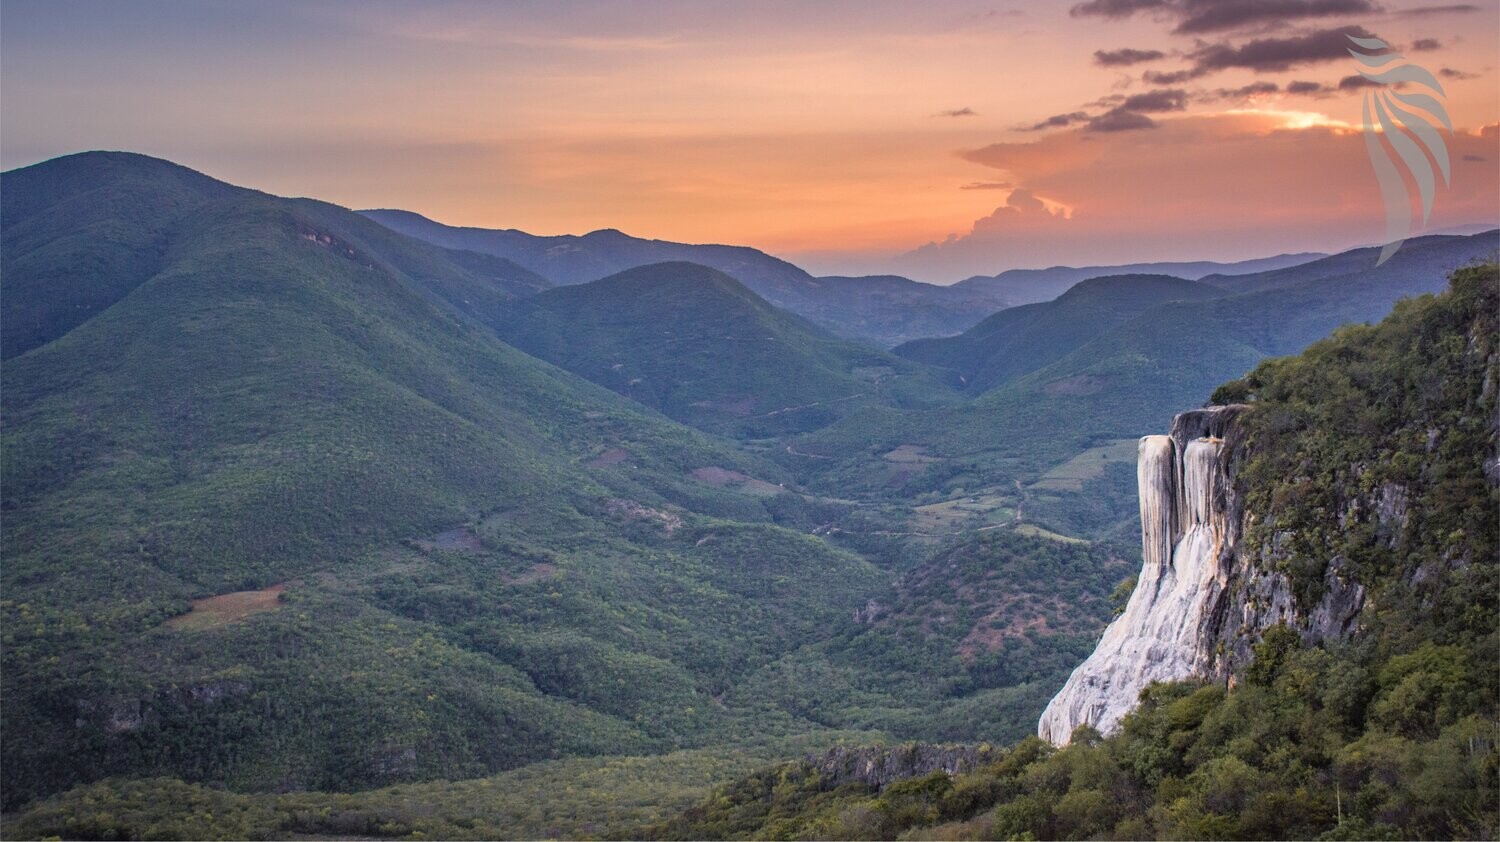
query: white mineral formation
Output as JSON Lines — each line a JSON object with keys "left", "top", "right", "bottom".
{"left": 1037, "top": 433, "right": 1231, "bottom": 745}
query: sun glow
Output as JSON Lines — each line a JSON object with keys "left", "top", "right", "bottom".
{"left": 1223, "top": 108, "right": 1357, "bottom": 131}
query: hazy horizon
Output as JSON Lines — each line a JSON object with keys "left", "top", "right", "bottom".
{"left": 4, "top": 0, "right": 1497, "bottom": 282}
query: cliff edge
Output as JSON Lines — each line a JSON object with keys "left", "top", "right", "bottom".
{"left": 1038, "top": 404, "right": 1368, "bottom": 744}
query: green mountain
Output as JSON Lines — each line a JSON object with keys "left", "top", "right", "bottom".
{"left": 4, "top": 151, "right": 1492, "bottom": 842}
{"left": 2, "top": 154, "right": 551, "bottom": 361}
{"left": 1197, "top": 231, "right": 1499, "bottom": 295}
{"left": 494, "top": 262, "right": 959, "bottom": 437}
{"left": 961, "top": 229, "right": 1500, "bottom": 448}
{"left": 947, "top": 251, "right": 1324, "bottom": 307}
{"left": 784, "top": 231, "right": 1500, "bottom": 510}
{"left": 772, "top": 274, "right": 1005, "bottom": 348}
{"left": 0, "top": 152, "right": 888, "bottom": 807}
{"left": 640, "top": 262, "right": 1500, "bottom": 842}
{"left": 360, "top": 209, "right": 1008, "bottom": 346}
{"left": 895, "top": 274, "right": 1226, "bottom": 393}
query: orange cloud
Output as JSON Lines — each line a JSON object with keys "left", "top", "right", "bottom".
{"left": 884, "top": 114, "right": 1499, "bottom": 279}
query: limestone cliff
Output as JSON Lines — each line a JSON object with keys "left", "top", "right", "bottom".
{"left": 1037, "top": 405, "right": 1367, "bottom": 745}
{"left": 807, "top": 744, "right": 997, "bottom": 790}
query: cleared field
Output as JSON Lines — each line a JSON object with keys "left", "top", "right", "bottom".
{"left": 911, "top": 492, "right": 1016, "bottom": 533}
{"left": 688, "top": 466, "right": 784, "bottom": 496}
{"left": 1013, "top": 523, "right": 1090, "bottom": 544}
{"left": 166, "top": 584, "right": 286, "bottom": 631}
{"left": 884, "top": 444, "right": 942, "bottom": 464}
{"left": 1029, "top": 438, "right": 1138, "bottom": 492}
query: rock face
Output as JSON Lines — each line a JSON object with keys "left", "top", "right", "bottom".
{"left": 1037, "top": 405, "right": 1366, "bottom": 745}
{"left": 807, "top": 744, "right": 997, "bottom": 790}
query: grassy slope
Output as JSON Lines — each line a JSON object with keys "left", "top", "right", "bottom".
{"left": 0, "top": 153, "right": 886, "bottom": 806}
{"left": 495, "top": 262, "right": 959, "bottom": 437}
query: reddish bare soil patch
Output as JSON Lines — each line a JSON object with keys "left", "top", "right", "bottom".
{"left": 586, "top": 447, "right": 629, "bottom": 467}
{"left": 691, "top": 466, "right": 750, "bottom": 486}
{"left": 740, "top": 478, "right": 784, "bottom": 496}
{"left": 956, "top": 593, "right": 1095, "bottom": 661}
{"left": 690, "top": 466, "right": 785, "bottom": 496}
{"left": 167, "top": 584, "right": 286, "bottom": 631}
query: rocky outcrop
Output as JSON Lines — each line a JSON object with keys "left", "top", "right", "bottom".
{"left": 807, "top": 743, "right": 996, "bottom": 790}
{"left": 1037, "top": 405, "right": 1367, "bottom": 745}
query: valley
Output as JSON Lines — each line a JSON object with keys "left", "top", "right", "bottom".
{"left": 1, "top": 152, "right": 1495, "bottom": 840}
{"left": 4, "top": 0, "right": 1498, "bottom": 836}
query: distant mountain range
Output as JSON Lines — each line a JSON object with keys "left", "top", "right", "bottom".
{"left": 361, "top": 209, "right": 1328, "bottom": 347}
{"left": 795, "top": 229, "right": 1500, "bottom": 501}
{"left": 361, "top": 208, "right": 1007, "bottom": 346}
{"left": 4, "top": 150, "right": 1492, "bottom": 834}
{"left": 948, "top": 252, "right": 1327, "bottom": 308}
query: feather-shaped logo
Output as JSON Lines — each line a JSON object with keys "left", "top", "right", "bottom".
{"left": 1348, "top": 34, "right": 1452, "bottom": 265}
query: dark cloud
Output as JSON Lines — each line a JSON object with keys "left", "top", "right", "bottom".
{"left": 960, "top": 181, "right": 1015, "bottom": 190}
{"left": 1439, "top": 67, "right": 1480, "bottom": 80}
{"left": 1094, "top": 47, "right": 1167, "bottom": 66}
{"left": 1120, "top": 88, "right": 1189, "bottom": 111}
{"left": 1211, "top": 81, "right": 1281, "bottom": 99}
{"left": 936, "top": 107, "right": 979, "bottom": 117}
{"left": 1189, "top": 26, "right": 1381, "bottom": 74}
{"left": 1143, "top": 67, "right": 1208, "bottom": 84}
{"left": 1020, "top": 90, "right": 1180, "bottom": 135}
{"left": 1069, "top": 0, "right": 1379, "bottom": 33}
{"left": 1087, "top": 108, "right": 1159, "bottom": 131}
{"left": 1023, "top": 111, "right": 1092, "bottom": 131}
{"left": 1288, "top": 74, "right": 1414, "bottom": 96}
{"left": 1070, "top": 0, "right": 1169, "bottom": 19}
{"left": 1409, "top": 37, "right": 1443, "bottom": 51}
{"left": 1337, "top": 74, "right": 1384, "bottom": 90}
{"left": 1173, "top": 0, "right": 1379, "bottom": 34}
{"left": 1395, "top": 4, "right": 1481, "bottom": 15}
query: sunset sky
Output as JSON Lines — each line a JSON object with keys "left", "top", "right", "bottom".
{"left": 3, "top": 0, "right": 1497, "bottom": 281}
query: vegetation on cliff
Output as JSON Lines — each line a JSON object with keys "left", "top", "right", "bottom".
{"left": 636, "top": 262, "right": 1500, "bottom": 841}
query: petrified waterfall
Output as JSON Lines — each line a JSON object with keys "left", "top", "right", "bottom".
{"left": 1037, "top": 413, "right": 1236, "bottom": 745}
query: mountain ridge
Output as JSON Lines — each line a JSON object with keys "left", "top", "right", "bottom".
{"left": 493, "top": 261, "right": 960, "bottom": 437}
{"left": 361, "top": 208, "right": 1010, "bottom": 346}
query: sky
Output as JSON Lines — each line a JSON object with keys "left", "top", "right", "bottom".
{"left": 2, "top": 0, "right": 1497, "bottom": 282}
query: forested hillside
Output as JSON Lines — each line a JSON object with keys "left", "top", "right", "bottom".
{"left": 639, "top": 262, "right": 1500, "bottom": 841}
{"left": 3, "top": 153, "right": 1492, "bottom": 842}
{"left": 784, "top": 231, "right": 1499, "bottom": 509}
{"left": 494, "top": 262, "right": 958, "bottom": 437}
{"left": 895, "top": 274, "right": 1224, "bottom": 393}
{"left": 0, "top": 153, "right": 890, "bottom": 807}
